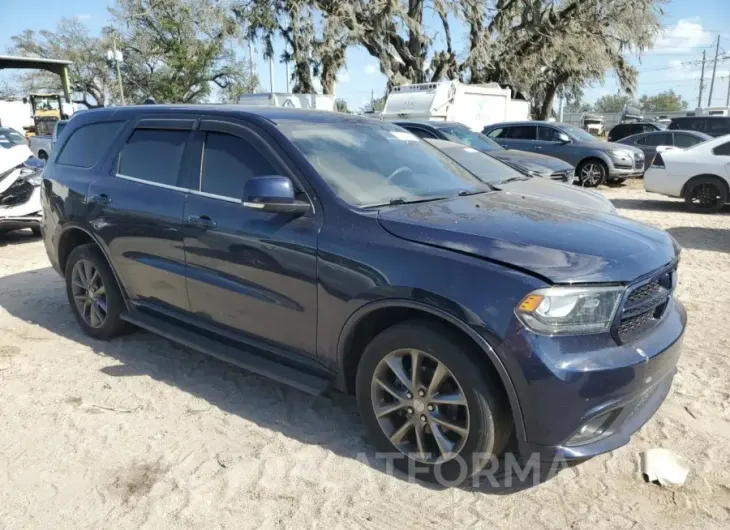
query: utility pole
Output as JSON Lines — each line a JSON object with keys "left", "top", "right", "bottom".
{"left": 268, "top": 56, "right": 274, "bottom": 93}
{"left": 708, "top": 35, "right": 721, "bottom": 107}
{"left": 248, "top": 41, "right": 254, "bottom": 78}
{"left": 558, "top": 96, "right": 564, "bottom": 123}
{"left": 285, "top": 62, "right": 290, "bottom": 92}
{"left": 726, "top": 76, "right": 730, "bottom": 107}
{"left": 698, "top": 50, "right": 706, "bottom": 109}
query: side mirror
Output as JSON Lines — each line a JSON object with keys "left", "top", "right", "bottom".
{"left": 558, "top": 133, "right": 571, "bottom": 144}
{"left": 242, "top": 176, "right": 310, "bottom": 215}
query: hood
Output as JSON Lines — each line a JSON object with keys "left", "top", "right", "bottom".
{"left": 572, "top": 140, "right": 643, "bottom": 155}
{"left": 0, "top": 144, "right": 33, "bottom": 174}
{"left": 495, "top": 178, "right": 615, "bottom": 214}
{"left": 377, "top": 193, "right": 676, "bottom": 284}
{"left": 490, "top": 150, "right": 573, "bottom": 173}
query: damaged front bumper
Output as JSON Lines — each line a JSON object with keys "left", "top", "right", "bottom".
{"left": 0, "top": 169, "right": 42, "bottom": 231}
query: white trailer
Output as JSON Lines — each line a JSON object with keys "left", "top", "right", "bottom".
{"left": 237, "top": 93, "right": 336, "bottom": 111}
{"left": 381, "top": 81, "right": 530, "bottom": 131}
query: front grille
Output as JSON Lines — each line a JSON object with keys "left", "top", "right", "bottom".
{"left": 549, "top": 170, "right": 571, "bottom": 181}
{"left": 616, "top": 266, "right": 675, "bottom": 343}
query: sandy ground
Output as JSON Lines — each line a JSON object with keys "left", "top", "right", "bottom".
{"left": 1, "top": 179, "right": 729, "bottom": 529}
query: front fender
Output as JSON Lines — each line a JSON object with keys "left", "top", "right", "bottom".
{"left": 335, "top": 297, "right": 527, "bottom": 443}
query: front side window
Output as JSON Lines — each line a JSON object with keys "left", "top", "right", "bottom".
{"left": 200, "top": 132, "right": 277, "bottom": 198}
{"left": 485, "top": 127, "right": 505, "bottom": 138}
{"left": 506, "top": 126, "right": 536, "bottom": 140}
{"left": 559, "top": 124, "right": 596, "bottom": 142}
{"left": 280, "top": 121, "right": 488, "bottom": 207}
{"left": 538, "top": 126, "right": 563, "bottom": 142}
{"left": 118, "top": 129, "right": 189, "bottom": 186}
{"left": 437, "top": 126, "right": 502, "bottom": 151}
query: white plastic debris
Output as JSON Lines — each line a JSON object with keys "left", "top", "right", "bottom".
{"left": 640, "top": 448, "right": 689, "bottom": 486}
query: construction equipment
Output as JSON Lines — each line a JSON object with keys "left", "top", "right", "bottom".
{"left": 22, "top": 94, "right": 68, "bottom": 137}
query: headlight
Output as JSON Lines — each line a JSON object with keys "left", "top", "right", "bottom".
{"left": 515, "top": 286, "right": 624, "bottom": 335}
{"left": 608, "top": 149, "right": 632, "bottom": 159}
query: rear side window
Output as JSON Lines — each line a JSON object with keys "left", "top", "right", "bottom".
{"left": 56, "top": 121, "right": 123, "bottom": 168}
{"left": 118, "top": 129, "right": 189, "bottom": 186}
{"left": 673, "top": 133, "right": 702, "bottom": 148}
{"left": 200, "top": 132, "right": 277, "bottom": 199}
{"left": 403, "top": 126, "right": 438, "bottom": 140}
{"left": 644, "top": 132, "right": 671, "bottom": 146}
{"left": 485, "top": 127, "right": 505, "bottom": 138}
{"left": 708, "top": 119, "right": 730, "bottom": 135}
{"left": 713, "top": 141, "right": 730, "bottom": 156}
{"left": 505, "top": 126, "right": 536, "bottom": 140}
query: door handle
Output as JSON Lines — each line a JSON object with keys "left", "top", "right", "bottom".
{"left": 187, "top": 215, "right": 217, "bottom": 229}
{"left": 89, "top": 193, "right": 111, "bottom": 205}
{"left": 534, "top": 146, "right": 542, "bottom": 150}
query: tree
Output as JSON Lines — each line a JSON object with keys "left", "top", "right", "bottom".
{"left": 564, "top": 98, "right": 593, "bottom": 114}
{"left": 110, "top": 0, "right": 256, "bottom": 104}
{"left": 594, "top": 93, "right": 638, "bottom": 113}
{"left": 8, "top": 17, "right": 116, "bottom": 108}
{"left": 639, "top": 90, "right": 688, "bottom": 112}
{"left": 335, "top": 98, "right": 349, "bottom": 113}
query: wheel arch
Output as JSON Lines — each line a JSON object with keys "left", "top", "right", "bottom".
{"left": 680, "top": 173, "right": 730, "bottom": 198}
{"left": 37, "top": 150, "right": 48, "bottom": 160}
{"left": 336, "top": 299, "right": 526, "bottom": 442}
{"left": 57, "top": 224, "right": 130, "bottom": 306}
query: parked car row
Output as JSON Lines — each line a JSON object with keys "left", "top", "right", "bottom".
{"left": 38, "top": 105, "right": 685, "bottom": 483}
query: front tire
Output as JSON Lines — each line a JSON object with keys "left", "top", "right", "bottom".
{"left": 577, "top": 159, "right": 607, "bottom": 187}
{"left": 356, "top": 321, "right": 512, "bottom": 484}
{"left": 684, "top": 176, "right": 727, "bottom": 213}
{"left": 65, "top": 244, "right": 128, "bottom": 340}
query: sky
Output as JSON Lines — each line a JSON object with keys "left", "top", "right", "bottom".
{"left": 1, "top": 0, "right": 730, "bottom": 111}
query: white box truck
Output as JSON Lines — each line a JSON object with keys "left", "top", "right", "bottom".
{"left": 237, "top": 93, "right": 336, "bottom": 111}
{"left": 381, "top": 81, "right": 529, "bottom": 131}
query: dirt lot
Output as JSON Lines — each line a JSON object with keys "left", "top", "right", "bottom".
{"left": 0, "top": 180, "right": 729, "bottom": 529}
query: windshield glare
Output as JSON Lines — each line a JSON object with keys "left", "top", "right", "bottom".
{"left": 281, "top": 121, "right": 488, "bottom": 207}
{"left": 437, "top": 145, "right": 525, "bottom": 183}
{"left": 437, "top": 126, "right": 503, "bottom": 152}
{"left": 0, "top": 129, "right": 27, "bottom": 148}
{"left": 560, "top": 124, "right": 596, "bottom": 142}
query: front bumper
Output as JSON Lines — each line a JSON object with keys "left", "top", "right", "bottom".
{"left": 495, "top": 297, "right": 686, "bottom": 462}
{"left": 609, "top": 153, "right": 645, "bottom": 178}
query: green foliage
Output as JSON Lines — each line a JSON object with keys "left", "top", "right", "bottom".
{"left": 594, "top": 93, "right": 638, "bottom": 113}
{"left": 639, "top": 90, "right": 688, "bottom": 112}
{"left": 335, "top": 98, "right": 350, "bottom": 113}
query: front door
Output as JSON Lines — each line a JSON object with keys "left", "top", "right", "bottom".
{"left": 87, "top": 117, "right": 197, "bottom": 313}
{"left": 183, "top": 119, "right": 320, "bottom": 357}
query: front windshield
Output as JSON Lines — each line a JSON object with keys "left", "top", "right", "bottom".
{"left": 435, "top": 144, "right": 525, "bottom": 184}
{"left": 436, "top": 126, "right": 503, "bottom": 152}
{"left": 560, "top": 124, "right": 597, "bottom": 142}
{"left": 281, "top": 121, "right": 489, "bottom": 207}
{"left": 0, "top": 129, "right": 27, "bottom": 148}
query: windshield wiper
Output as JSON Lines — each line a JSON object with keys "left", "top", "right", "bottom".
{"left": 457, "top": 189, "right": 489, "bottom": 196}
{"left": 496, "top": 176, "right": 531, "bottom": 184}
{"left": 363, "top": 196, "right": 452, "bottom": 209}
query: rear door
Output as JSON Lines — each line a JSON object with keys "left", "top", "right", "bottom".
{"left": 87, "top": 117, "right": 196, "bottom": 313}
{"left": 672, "top": 132, "right": 705, "bottom": 149}
{"left": 182, "top": 118, "right": 320, "bottom": 357}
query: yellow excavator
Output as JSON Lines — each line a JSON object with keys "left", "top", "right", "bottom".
{"left": 23, "top": 93, "right": 69, "bottom": 138}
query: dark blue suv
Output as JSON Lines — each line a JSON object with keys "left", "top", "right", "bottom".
{"left": 41, "top": 105, "right": 685, "bottom": 483}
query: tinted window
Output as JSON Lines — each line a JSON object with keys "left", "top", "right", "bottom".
{"left": 670, "top": 118, "right": 702, "bottom": 131}
{"left": 118, "top": 129, "right": 188, "bottom": 186}
{"left": 538, "top": 126, "right": 563, "bottom": 142}
{"left": 642, "top": 124, "right": 658, "bottom": 133}
{"left": 644, "top": 132, "right": 671, "bottom": 146}
{"left": 485, "top": 127, "right": 505, "bottom": 138}
{"left": 708, "top": 119, "right": 730, "bottom": 135}
{"left": 200, "top": 132, "right": 277, "bottom": 198}
{"left": 713, "top": 141, "right": 730, "bottom": 156}
{"left": 635, "top": 135, "right": 647, "bottom": 145}
{"left": 505, "top": 126, "right": 536, "bottom": 140}
{"left": 57, "top": 121, "right": 123, "bottom": 168}
{"left": 0, "top": 128, "right": 27, "bottom": 148}
{"left": 673, "top": 133, "right": 703, "bottom": 148}
{"left": 403, "top": 127, "right": 438, "bottom": 140}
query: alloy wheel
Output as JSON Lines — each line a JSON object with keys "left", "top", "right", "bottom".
{"left": 580, "top": 163, "right": 603, "bottom": 186}
{"left": 370, "top": 349, "right": 470, "bottom": 463}
{"left": 688, "top": 183, "right": 722, "bottom": 212}
{"left": 71, "top": 259, "right": 108, "bottom": 328}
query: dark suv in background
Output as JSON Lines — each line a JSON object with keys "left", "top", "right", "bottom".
{"left": 607, "top": 121, "right": 666, "bottom": 143}
{"left": 41, "top": 106, "right": 685, "bottom": 483}
{"left": 668, "top": 116, "right": 730, "bottom": 138}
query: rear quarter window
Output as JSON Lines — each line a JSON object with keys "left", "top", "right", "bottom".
{"left": 713, "top": 141, "right": 730, "bottom": 156}
{"left": 56, "top": 121, "right": 124, "bottom": 168}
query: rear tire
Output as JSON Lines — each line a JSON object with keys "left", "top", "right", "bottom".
{"left": 65, "top": 244, "right": 128, "bottom": 340}
{"left": 684, "top": 176, "right": 727, "bottom": 213}
{"left": 356, "top": 320, "right": 512, "bottom": 484}
{"left": 38, "top": 151, "right": 48, "bottom": 161}
{"left": 577, "top": 159, "right": 607, "bottom": 187}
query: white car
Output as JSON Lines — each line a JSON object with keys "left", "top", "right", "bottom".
{"left": 0, "top": 143, "right": 44, "bottom": 236}
{"left": 644, "top": 135, "right": 730, "bottom": 213}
